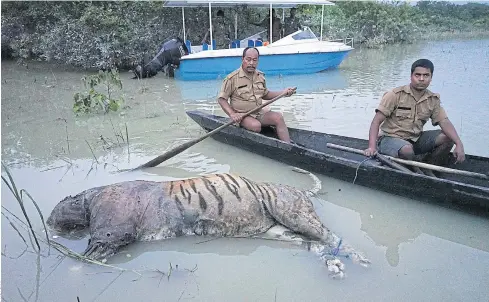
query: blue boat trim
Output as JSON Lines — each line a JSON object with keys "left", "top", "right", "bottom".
{"left": 175, "top": 50, "right": 352, "bottom": 81}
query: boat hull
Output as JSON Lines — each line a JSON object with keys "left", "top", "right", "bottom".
{"left": 175, "top": 50, "right": 351, "bottom": 81}
{"left": 186, "top": 110, "right": 489, "bottom": 214}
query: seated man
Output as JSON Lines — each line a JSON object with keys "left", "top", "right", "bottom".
{"left": 217, "top": 47, "right": 296, "bottom": 143}
{"left": 364, "top": 59, "right": 465, "bottom": 175}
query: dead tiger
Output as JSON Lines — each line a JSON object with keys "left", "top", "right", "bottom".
{"left": 47, "top": 167, "right": 370, "bottom": 278}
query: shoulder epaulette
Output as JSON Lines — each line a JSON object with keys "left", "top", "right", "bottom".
{"left": 225, "top": 69, "right": 240, "bottom": 80}
{"left": 392, "top": 86, "right": 405, "bottom": 94}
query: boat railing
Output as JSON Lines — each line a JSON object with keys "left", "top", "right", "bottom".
{"left": 184, "top": 34, "right": 354, "bottom": 55}
{"left": 327, "top": 37, "right": 354, "bottom": 48}
{"left": 184, "top": 30, "right": 268, "bottom": 54}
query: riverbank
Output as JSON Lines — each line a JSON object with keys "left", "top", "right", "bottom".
{"left": 2, "top": 1, "right": 488, "bottom": 70}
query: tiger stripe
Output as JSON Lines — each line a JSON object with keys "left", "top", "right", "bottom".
{"left": 198, "top": 192, "right": 207, "bottom": 211}
{"left": 264, "top": 184, "right": 278, "bottom": 207}
{"left": 226, "top": 174, "right": 241, "bottom": 189}
{"left": 239, "top": 176, "right": 260, "bottom": 202}
{"left": 189, "top": 179, "right": 198, "bottom": 193}
{"left": 168, "top": 175, "right": 281, "bottom": 217}
{"left": 254, "top": 184, "right": 267, "bottom": 200}
{"left": 179, "top": 183, "right": 185, "bottom": 197}
{"left": 216, "top": 174, "right": 241, "bottom": 202}
{"left": 179, "top": 183, "right": 192, "bottom": 204}
{"left": 259, "top": 184, "right": 271, "bottom": 204}
{"left": 246, "top": 178, "right": 273, "bottom": 210}
{"left": 184, "top": 188, "right": 192, "bottom": 203}
{"left": 202, "top": 177, "right": 224, "bottom": 215}
{"left": 169, "top": 181, "right": 174, "bottom": 195}
{"left": 260, "top": 186, "right": 275, "bottom": 211}
{"left": 174, "top": 196, "right": 185, "bottom": 217}
{"left": 257, "top": 196, "right": 267, "bottom": 216}
{"left": 265, "top": 184, "right": 277, "bottom": 201}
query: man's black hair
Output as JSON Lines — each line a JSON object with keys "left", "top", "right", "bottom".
{"left": 217, "top": 9, "right": 224, "bottom": 17}
{"left": 242, "top": 47, "right": 260, "bottom": 58}
{"left": 411, "top": 59, "right": 434, "bottom": 74}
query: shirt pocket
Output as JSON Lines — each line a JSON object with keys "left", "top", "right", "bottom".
{"left": 236, "top": 84, "right": 251, "bottom": 100}
{"left": 254, "top": 81, "right": 267, "bottom": 95}
{"left": 416, "top": 104, "right": 432, "bottom": 123}
{"left": 395, "top": 106, "right": 413, "bottom": 120}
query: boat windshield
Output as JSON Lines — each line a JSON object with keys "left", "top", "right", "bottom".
{"left": 291, "top": 28, "right": 317, "bottom": 40}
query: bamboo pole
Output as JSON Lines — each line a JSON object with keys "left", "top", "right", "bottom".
{"left": 326, "top": 143, "right": 489, "bottom": 181}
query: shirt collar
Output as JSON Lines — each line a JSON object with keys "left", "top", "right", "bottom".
{"left": 239, "top": 67, "right": 257, "bottom": 80}
{"left": 403, "top": 84, "right": 433, "bottom": 103}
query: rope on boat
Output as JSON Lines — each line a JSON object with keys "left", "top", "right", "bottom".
{"left": 331, "top": 238, "right": 343, "bottom": 256}
{"left": 353, "top": 158, "right": 371, "bottom": 184}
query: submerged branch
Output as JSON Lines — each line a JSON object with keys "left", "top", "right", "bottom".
{"left": 125, "top": 122, "right": 130, "bottom": 159}
{"left": 85, "top": 140, "right": 99, "bottom": 164}
{"left": 93, "top": 271, "right": 124, "bottom": 302}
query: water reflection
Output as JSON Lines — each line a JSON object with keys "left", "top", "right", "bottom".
{"left": 175, "top": 69, "right": 349, "bottom": 101}
{"left": 109, "top": 235, "right": 310, "bottom": 265}
{"left": 319, "top": 176, "right": 489, "bottom": 267}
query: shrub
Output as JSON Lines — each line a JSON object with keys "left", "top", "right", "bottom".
{"left": 73, "top": 69, "right": 124, "bottom": 114}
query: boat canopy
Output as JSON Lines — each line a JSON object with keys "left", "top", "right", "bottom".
{"left": 164, "top": 0, "right": 335, "bottom": 46}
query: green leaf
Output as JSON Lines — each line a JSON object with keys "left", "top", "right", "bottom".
{"left": 109, "top": 100, "right": 119, "bottom": 111}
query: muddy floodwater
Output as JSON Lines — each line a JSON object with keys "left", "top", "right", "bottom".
{"left": 2, "top": 38, "right": 489, "bottom": 301}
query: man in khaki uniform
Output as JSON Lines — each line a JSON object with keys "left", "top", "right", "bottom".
{"left": 364, "top": 59, "right": 465, "bottom": 175}
{"left": 217, "top": 47, "right": 296, "bottom": 143}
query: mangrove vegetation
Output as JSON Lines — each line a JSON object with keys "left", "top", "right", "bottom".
{"left": 2, "top": 1, "right": 488, "bottom": 70}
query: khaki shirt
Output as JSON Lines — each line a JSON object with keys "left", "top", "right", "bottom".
{"left": 218, "top": 67, "right": 270, "bottom": 113}
{"left": 376, "top": 85, "right": 448, "bottom": 141}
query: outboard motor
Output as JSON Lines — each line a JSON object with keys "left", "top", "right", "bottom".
{"left": 133, "top": 37, "right": 189, "bottom": 79}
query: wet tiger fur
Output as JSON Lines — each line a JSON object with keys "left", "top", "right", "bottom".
{"left": 47, "top": 168, "right": 370, "bottom": 278}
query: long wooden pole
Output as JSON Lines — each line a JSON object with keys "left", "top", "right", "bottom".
{"left": 320, "top": 4, "right": 324, "bottom": 41}
{"left": 182, "top": 7, "right": 186, "bottom": 42}
{"left": 269, "top": 3, "right": 273, "bottom": 43}
{"left": 374, "top": 152, "right": 413, "bottom": 173}
{"left": 326, "top": 143, "right": 489, "bottom": 181}
{"left": 208, "top": 3, "right": 213, "bottom": 50}
{"left": 133, "top": 88, "right": 295, "bottom": 170}
{"left": 324, "top": 143, "right": 412, "bottom": 173}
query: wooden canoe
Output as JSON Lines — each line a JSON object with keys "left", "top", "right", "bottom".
{"left": 186, "top": 110, "right": 489, "bottom": 214}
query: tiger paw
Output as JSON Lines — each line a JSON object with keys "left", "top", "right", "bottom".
{"left": 350, "top": 252, "right": 371, "bottom": 268}
{"left": 326, "top": 258, "right": 345, "bottom": 279}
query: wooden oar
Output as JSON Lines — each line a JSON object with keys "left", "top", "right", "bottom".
{"left": 326, "top": 143, "right": 489, "bottom": 181}
{"left": 133, "top": 88, "right": 296, "bottom": 170}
